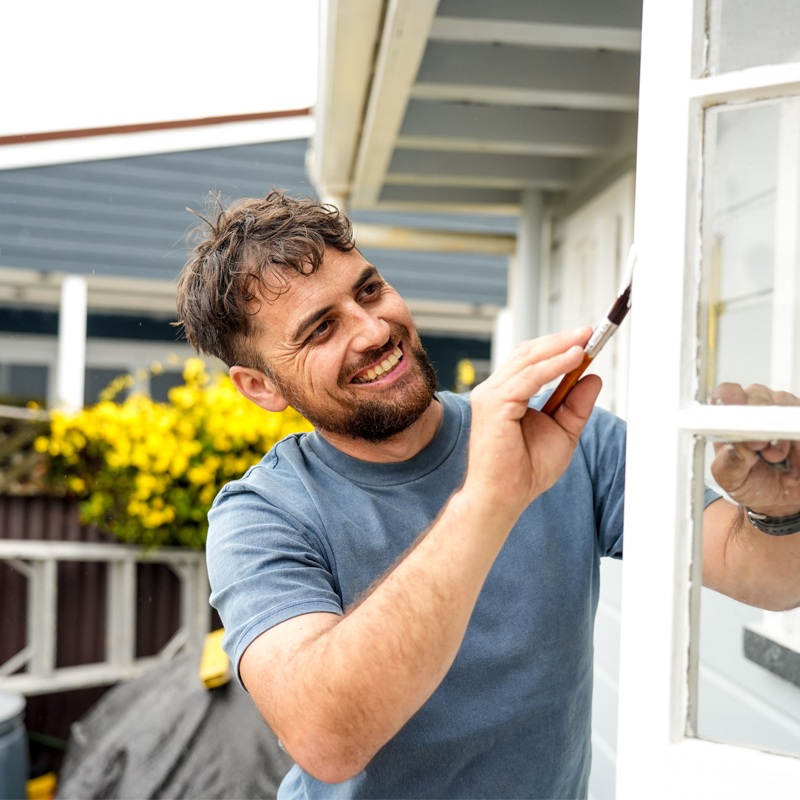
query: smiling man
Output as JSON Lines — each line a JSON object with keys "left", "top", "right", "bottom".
{"left": 177, "top": 191, "right": 800, "bottom": 800}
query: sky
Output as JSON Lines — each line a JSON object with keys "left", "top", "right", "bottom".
{"left": 0, "top": 0, "right": 318, "bottom": 138}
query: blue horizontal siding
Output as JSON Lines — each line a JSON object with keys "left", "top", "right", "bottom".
{"left": 0, "top": 139, "right": 510, "bottom": 306}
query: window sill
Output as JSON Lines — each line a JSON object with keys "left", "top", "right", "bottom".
{"left": 743, "top": 623, "right": 800, "bottom": 689}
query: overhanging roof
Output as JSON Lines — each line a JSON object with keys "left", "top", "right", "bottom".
{"left": 309, "top": 0, "right": 641, "bottom": 215}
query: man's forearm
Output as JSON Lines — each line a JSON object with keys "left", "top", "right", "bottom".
{"left": 261, "top": 490, "right": 519, "bottom": 783}
{"left": 703, "top": 499, "right": 800, "bottom": 611}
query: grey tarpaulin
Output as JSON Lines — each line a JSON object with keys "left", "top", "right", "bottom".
{"left": 57, "top": 649, "right": 293, "bottom": 799}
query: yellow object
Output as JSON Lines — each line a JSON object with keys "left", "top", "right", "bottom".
{"left": 27, "top": 772, "right": 57, "bottom": 800}
{"left": 199, "top": 628, "right": 231, "bottom": 689}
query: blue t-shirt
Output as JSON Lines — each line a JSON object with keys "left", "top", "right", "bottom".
{"left": 207, "top": 392, "right": 714, "bottom": 799}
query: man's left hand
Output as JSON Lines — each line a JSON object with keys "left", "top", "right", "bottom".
{"left": 710, "top": 382, "right": 800, "bottom": 517}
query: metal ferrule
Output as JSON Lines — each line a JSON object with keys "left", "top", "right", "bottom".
{"left": 585, "top": 319, "right": 619, "bottom": 358}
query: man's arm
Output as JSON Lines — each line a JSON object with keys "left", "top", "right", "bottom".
{"left": 702, "top": 382, "right": 800, "bottom": 611}
{"left": 239, "top": 327, "right": 602, "bottom": 784}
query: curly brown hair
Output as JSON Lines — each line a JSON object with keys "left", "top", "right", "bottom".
{"left": 176, "top": 190, "right": 355, "bottom": 369}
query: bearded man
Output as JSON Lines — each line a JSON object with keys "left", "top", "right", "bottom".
{"left": 177, "top": 191, "right": 800, "bottom": 800}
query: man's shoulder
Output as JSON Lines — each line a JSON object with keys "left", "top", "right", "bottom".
{"left": 212, "top": 432, "right": 312, "bottom": 507}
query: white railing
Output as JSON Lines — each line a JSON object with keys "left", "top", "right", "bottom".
{"left": 0, "top": 539, "right": 210, "bottom": 695}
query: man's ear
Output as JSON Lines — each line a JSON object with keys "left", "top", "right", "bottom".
{"left": 229, "top": 366, "right": 289, "bottom": 413}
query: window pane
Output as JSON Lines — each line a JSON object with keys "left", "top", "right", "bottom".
{"left": 149, "top": 371, "right": 184, "bottom": 403}
{"left": 696, "top": 436, "right": 800, "bottom": 757}
{"left": 85, "top": 368, "right": 129, "bottom": 405}
{"left": 0, "top": 364, "right": 49, "bottom": 405}
{"left": 700, "top": 98, "right": 800, "bottom": 401}
{"left": 707, "top": 0, "right": 800, "bottom": 75}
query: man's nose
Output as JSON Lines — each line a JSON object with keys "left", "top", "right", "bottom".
{"left": 349, "top": 305, "right": 391, "bottom": 352}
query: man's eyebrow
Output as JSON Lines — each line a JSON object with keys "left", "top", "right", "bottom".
{"left": 353, "top": 265, "right": 379, "bottom": 290}
{"left": 292, "top": 266, "right": 381, "bottom": 343}
{"left": 292, "top": 304, "right": 334, "bottom": 343}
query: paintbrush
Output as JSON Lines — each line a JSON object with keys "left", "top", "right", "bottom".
{"left": 541, "top": 245, "right": 637, "bottom": 417}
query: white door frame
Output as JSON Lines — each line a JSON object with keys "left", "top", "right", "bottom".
{"left": 616, "top": 0, "right": 800, "bottom": 796}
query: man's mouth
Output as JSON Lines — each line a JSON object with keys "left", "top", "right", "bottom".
{"left": 352, "top": 345, "right": 404, "bottom": 384}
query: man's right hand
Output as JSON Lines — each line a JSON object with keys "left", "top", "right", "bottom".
{"left": 464, "top": 326, "right": 602, "bottom": 520}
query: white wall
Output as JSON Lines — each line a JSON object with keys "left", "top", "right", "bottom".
{"left": 547, "top": 172, "right": 635, "bottom": 799}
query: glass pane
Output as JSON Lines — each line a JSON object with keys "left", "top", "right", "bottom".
{"left": 707, "top": 0, "right": 800, "bottom": 75}
{"left": 695, "top": 436, "right": 800, "bottom": 757}
{"left": 149, "top": 371, "right": 184, "bottom": 403}
{"left": 0, "top": 364, "right": 49, "bottom": 406}
{"left": 85, "top": 368, "right": 129, "bottom": 405}
{"left": 700, "top": 97, "right": 800, "bottom": 401}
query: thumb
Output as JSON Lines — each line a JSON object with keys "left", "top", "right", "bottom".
{"left": 545, "top": 375, "right": 603, "bottom": 444}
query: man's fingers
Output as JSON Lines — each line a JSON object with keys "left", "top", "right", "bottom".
{"left": 490, "top": 327, "right": 592, "bottom": 388}
{"left": 504, "top": 345, "right": 586, "bottom": 405}
{"left": 546, "top": 374, "right": 602, "bottom": 440}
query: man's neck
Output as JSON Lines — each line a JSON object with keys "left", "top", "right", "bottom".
{"left": 317, "top": 396, "right": 443, "bottom": 463}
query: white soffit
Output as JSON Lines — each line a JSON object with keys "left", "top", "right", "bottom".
{"left": 429, "top": 17, "right": 641, "bottom": 52}
{"left": 350, "top": 0, "right": 441, "bottom": 208}
{"left": 319, "top": 0, "right": 642, "bottom": 213}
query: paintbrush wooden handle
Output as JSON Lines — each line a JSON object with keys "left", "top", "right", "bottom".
{"left": 541, "top": 352, "right": 593, "bottom": 417}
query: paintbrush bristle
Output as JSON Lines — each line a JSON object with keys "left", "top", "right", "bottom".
{"left": 607, "top": 284, "right": 632, "bottom": 325}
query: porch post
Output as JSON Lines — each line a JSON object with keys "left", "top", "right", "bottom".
{"left": 55, "top": 275, "right": 88, "bottom": 411}
{"left": 511, "top": 190, "right": 544, "bottom": 346}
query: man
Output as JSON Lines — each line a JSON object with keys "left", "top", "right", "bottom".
{"left": 177, "top": 191, "right": 800, "bottom": 799}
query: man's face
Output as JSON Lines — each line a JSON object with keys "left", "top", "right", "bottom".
{"left": 252, "top": 247, "right": 438, "bottom": 442}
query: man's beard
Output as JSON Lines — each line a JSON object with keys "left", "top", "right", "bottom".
{"left": 271, "top": 332, "right": 438, "bottom": 443}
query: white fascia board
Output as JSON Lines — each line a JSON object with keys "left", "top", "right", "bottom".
{"left": 0, "top": 266, "right": 179, "bottom": 314}
{"left": 384, "top": 173, "right": 574, "bottom": 191}
{"left": 411, "top": 83, "right": 639, "bottom": 112}
{"left": 0, "top": 115, "right": 315, "bottom": 171}
{"left": 350, "top": 0, "right": 441, "bottom": 208}
{"left": 430, "top": 17, "right": 641, "bottom": 53}
{"left": 405, "top": 297, "right": 499, "bottom": 336}
{"left": 353, "top": 222, "right": 515, "bottom": 254}
{"left": 395, "top": 135, "right": 606, "bottom": 158}
{"left": 374, "top": 200, "right": 521, "bottom": 215}
{"left": 309, "top": 0, "right": 385, "bottom": 201}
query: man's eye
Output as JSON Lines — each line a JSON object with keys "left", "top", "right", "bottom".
{"left": 361, "top": 282, "right": 381, "bottom": 299}
{"left": 308, "top": 320, "right": 332, "bottom": 341}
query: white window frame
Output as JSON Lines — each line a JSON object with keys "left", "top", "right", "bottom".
{"left": 617, "top": 1, "right": 800, "bottom": 797}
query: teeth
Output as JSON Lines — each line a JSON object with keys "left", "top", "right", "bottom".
{"left": 354, "top": 347, "right": 404, "bottom": 384}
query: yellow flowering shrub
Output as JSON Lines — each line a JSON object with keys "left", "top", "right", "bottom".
{"left": 35, "top": 360, "right": 311, "bottom": 549}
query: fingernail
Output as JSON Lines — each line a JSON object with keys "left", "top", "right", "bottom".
{"left": 770, "top": 439, "right": 779, "bottom": 446}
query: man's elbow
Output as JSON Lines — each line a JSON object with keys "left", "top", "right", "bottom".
{"left": 280, "top": 730, "right": 374, "bottom": 785}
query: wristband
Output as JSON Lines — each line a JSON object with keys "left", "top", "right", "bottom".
{"left": 745, "top": 507, "right": 800, "bottom": 536}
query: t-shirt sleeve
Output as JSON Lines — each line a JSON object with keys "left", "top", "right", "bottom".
{"left": 206, "top": 481, "right": 343, "bottom": 687}
{"left": 577, "top": 407, "right": 627, "bottom": 559}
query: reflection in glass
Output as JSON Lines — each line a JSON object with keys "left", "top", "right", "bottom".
{"left": 707, "top": 0, "right": 800, "bottom": 75}
{"left": 696, "top": 437, "right": 800, "bottom": 756}
{"left": 701, "top": 97, "right": 800, "bottom": 400}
